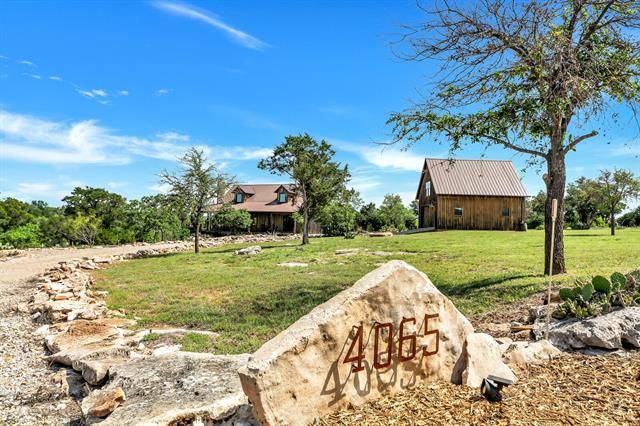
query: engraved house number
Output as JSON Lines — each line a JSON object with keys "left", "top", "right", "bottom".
{"left": 343, "top": 313, "right": 439, "bottom": 372}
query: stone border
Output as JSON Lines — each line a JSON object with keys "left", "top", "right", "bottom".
{"left": 15, "top": 234, "right": 298, "bottom": 423}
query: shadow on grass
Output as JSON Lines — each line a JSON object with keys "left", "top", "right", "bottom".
{"left": 565, "top": 233, "right": 606, "bottom": 237}
{"left": 445, "top": 273, "right": 542, "bottom": 297}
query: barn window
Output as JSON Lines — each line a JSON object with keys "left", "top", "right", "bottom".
{"left": 235, "top": 193, "right": 244, "bottom": 203}
{"left": 454, "top": 207, "right": 463, "bottom": 216}
{"left": 278, "top": 192, "right": 288, "bottom": 203}
{"left": 425, "top": 181, "right": 431, "bottom": 197}
{"left": 502, "top": 207, "right": 510, "bottom": 217}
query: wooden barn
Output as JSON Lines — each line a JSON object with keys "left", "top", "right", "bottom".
{"left": 416, "top": 158, "right": 528, "bottom": 231}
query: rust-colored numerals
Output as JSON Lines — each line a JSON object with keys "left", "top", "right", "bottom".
{"left": 398, "top": 317, "right": 417, "bottom": 362}
{"left": 373, "top": 322, "right": 393, "bottom": 369}
{"left": 422, "top": 313, "right": 439, "bottom": 357}
{"left": 343, "top": 324, "right": 365, "bottom": 372}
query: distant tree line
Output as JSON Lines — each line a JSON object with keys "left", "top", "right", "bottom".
{"left": 0, "top": 187, "right": 190, "bottom": 249}
{"left": 527, "top": 169, "right": 640, "bottom": 235}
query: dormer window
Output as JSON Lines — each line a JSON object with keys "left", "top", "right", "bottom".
{"left": 235, "top": 193, "right": 244, "bottom": 203}
{"left": 278, "top": 192, "right": 288, "bottom": 203}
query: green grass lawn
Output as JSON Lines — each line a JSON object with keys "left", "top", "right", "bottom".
{"left": 93, "top": 228, "right": 640, "bottom": 354}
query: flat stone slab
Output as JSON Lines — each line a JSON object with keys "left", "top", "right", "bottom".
{"left": 239, "top": 260, "right": 473, "bottom": 425}
{"left": 535, "top": 307, "right": 640, "bottom": 350}
{"left": 85, "top": 352, "right": 253, "bottom": 425}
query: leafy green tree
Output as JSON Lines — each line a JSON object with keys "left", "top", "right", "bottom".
{"left": 526, "top": 190, "right": 546, "bottom": 229}
{"left": 619, "top": 207, "right": 640, "bottom": 227}
{"left": 595, "top": 169, "right": 640, "bottom": 236}
{"left": 38, "top": 213, "right": 74, "bottom": 246}
{"left": 0, "top": 197, "right": 34, "bottom": 232}
{"left": 565, "top": 177, "right": 601, "bottom": 229}
{"left": 62, "top": 187, "right": 126, "bottom": 228}
{"left": 209, "top": 204, "right": 252, "bottom": 233}
{"left": 316, "top": 201, "right": 358, "bottom": 237}
{"left": 259, "top": 134, "right": 350, "bottom": 245}
{"left": 159, "top": 148, "right": 233, "bottom": 253}
{"left": 356, "top": 202, "right": 384, "bottom": 232}
{"left": 388, "top": 1, "right": 640, "bottom": 274}
{"left": 379, "top": 194, "right": 417, "bottom": 232}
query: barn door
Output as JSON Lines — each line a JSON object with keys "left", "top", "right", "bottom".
{"left": 423, "top": 206, "right": 436, "bottom": 228}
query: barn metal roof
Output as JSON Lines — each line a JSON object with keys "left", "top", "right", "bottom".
{"left": 421, "top": 158, "right": 528, "bottom": 198}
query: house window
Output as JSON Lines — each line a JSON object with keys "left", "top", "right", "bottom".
{"left": 502, "top": 207, "right": 510, "bottom": 217}
{"left": 235, "top": 193, "right": 244, "bottom": 203}
{"left": 278, "top": 192, "right": 288, "bottom": 203}
{"left": 425, "top": 181, "right": 431, "bottom": 197}
{"left": 454, "top": 207, "right": 463, "bottom": 216}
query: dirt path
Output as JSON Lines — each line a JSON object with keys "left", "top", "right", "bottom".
{"left": 0, "top": 242, "right": 190, "bottom": 425}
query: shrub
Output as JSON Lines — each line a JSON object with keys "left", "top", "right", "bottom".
{"left": 209, "top": 204, "right": 252, "bottom": 233}
{"left": 0, "top": 223, "right": 41, "bottom": 248}
{"left": 316, "top": 202, "right": 357, "bottom": 237}
{"left": 526, "top": 212, "right": 544, "bottom": 230}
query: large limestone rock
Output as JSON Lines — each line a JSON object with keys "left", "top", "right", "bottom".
{"left": 45, "top": 319, "right": 137, "bottom": 385}
{"left": 535, "top": 307, "right": 640, "bottom": 350}
{"left": 238, "top": 260, "right": 474, "bottom": 426}
{"left": 461, "top": 333, "right": 516, "bottom": 388}
{"left": 83, "top": 352, "right": 253, "bottom": 425}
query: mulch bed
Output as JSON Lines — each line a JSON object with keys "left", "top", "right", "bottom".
{"left": 321, "top": 352, "right": 640, "bottom": 425}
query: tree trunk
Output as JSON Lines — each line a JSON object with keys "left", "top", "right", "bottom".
{"left": 610, "top": 211, "right": 615, "bottom": 236}
{"left": 302, "top": 206, "right": 310, "bottom": 245}
{"left": 544, "top": 148, "right": 567, "bottom": 275}
{"left": 194, "top": 216, "right": 200, "bottom": 253}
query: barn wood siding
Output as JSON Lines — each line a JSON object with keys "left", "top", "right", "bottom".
{"left": 436, "top": 195, "right": 525, "bottom": 230}
{"left": 417, "top": 169, "right": 438, "bottom": 228}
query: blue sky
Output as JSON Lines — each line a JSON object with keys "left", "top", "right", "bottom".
{"left": 1, "top": 0, "right": 638, "bottom": 207}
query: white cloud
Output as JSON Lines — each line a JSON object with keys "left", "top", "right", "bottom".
{"left": 118, "top": 90, "right": 129, "bottom": 96}
{"left": 336, "top": 140, "right": 425, "bottom": 172}
{"left": 156, "top": 88, "right": 171, "bottom": 96}
{"left": 157, "top": 131, "right": 190, "bottom": 143}
{"left": 0, "top": 54, "right": 9, "bottom": 60}
{"left": 153, "top": 1, "right": 269, "bottom": 50}
{"left": 49, "top": 75, "right": 63, "bottom": 81}
{"left": 348, "top": 174, "right": 382, "bottom": 192}
{"left": 17, "top": 182, "right": 53, "bottom": 195}
{"left": 77, "top": 88, "right": 108, "bottom": 99}
{"left": 18, "top": 60, "right": 36, "bottom": 67}
{"left": 0, "top": 110, "right": 274, "bottom": 167}
{"left": 149, "top": 183, "right": 171, "bottom": 193}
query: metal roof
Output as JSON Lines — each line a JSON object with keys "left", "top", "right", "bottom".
{"left": 422, "top": 158, "right": 528, "bottom": 197}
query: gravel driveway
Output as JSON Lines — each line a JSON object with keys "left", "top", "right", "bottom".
{"left": 0, "top": 243, "right": 189, "bottom": 425}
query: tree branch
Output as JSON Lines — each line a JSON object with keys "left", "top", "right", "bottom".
{"left": 564, "top": 130, "right": 598, "bottom": 154}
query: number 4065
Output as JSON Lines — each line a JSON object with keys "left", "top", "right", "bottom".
{"left": 343, "top": 313, "right": 439, "bottom": 372}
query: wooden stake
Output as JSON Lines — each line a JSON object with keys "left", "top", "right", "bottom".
{"left": 545, "top": 198, "right": 558, "bottom": 340}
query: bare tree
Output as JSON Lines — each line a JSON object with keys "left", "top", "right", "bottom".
{"left": 159, "top": 148, "right": 233, "bottom": 253}
{"left": 388, "top": 0, "right": 640, "bottom": 274}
